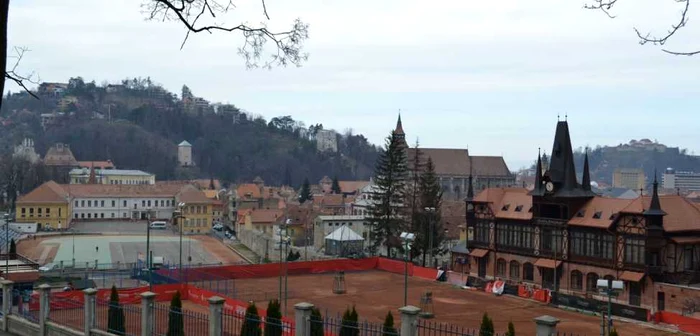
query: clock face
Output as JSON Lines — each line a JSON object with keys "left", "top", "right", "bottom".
{"left": 467, "top": 204, "right": 474, "bottom": 211}
{"left": 545, "top": 182, "right": 554, "bottom": 192}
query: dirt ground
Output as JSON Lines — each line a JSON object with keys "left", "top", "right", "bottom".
{"left": 17, "top": 235, "right": 58, "bottom": 263}
{"left": 191, "top": 235, "right": 246, "bottom": 264}
{"left": 230, "top": 271, "right": 674, "bottom": 336}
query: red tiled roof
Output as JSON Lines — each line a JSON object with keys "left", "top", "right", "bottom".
{"left": 66, "top": 183, "right": 185, "bottom": 198}
{"left": 237, "top": 184, "right": 261, "bottom": 199}
{"left": 620, "top": 195, "right": 700, "bottom": 232}
{"left": 568, "top": 197, "right": 633, "bottom": 229}
{"left": 250, "top": 209, "right": 284, "bottom": 224}
{"left": 17, "top": 181, "right": 70, "bottom": 204}
{"left": 78, "top": 161, "right": 115, "bottom": 169}
{"left": 338, "top": 181, "right": 370, "bottom": 194}
{"left": 494, "top": 189, "right": 533, "bottom": 220}
{"left": 177, "top": 190, "right": 213, "bottom": 204}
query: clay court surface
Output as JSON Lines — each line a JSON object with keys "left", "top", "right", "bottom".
{"left": 229, "top": 271, "right": 672, "bottom": 336}
{"left": 17, "top": 234, "right": 244, "bottom": 266}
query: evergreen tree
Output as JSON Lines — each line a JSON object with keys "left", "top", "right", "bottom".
{"left": 264, "top": 300, "right": 283, "bottom": 336}
{"left": 107, "top": 285, "right": 126, "bottom": 335}
{"left": 166, "top": 291, "right": 184, "bottom": 336}
{"left": 299, "top": 178, "right": 312, "bottom": 204}
{"left": 609, "top": 328, "right": 619, "bottom": 336}
{"left": 331, "top": 176, "right": 342, "bottom": 194}
{"left": 339, "top": 306, "right": 360, "bottom": 336}
{"left": 309, "top": 307, "right": 324, "bottom": 336}
{"left": 382, "top": 311, "right": 397, "bottom": 336}
{"left": 417, "top": 157, "right": 443, "bottom": 267}
{"left": 479, "top": 313, "right": 494, "bottom": 336}
{"left": 9, "top": 238, "right": 16, "bottom": 257}
{"left": 406, "top": 139, "right": 424, "bottom": 261}
{"left": 241, "top": 303, "right": 262, "bottom": 336}
{"left": 367, "top": 131, "right": 408, "bottom": 257}
{"left": 505, "top": 321, "right": 515, "bottom": 336}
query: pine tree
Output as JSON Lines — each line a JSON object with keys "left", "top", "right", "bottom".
{"left": 309, "top": 307, "right": 324, "bottom": 336}
{"left": 382, "top": 311, "right": 397, "bottom": 336}
{"left": 241, "top": 303, "right": 262, "bottom": 336}
{"left": 505, "top": 321, "right": 515, "bottom": 336}
{"left": 367, "top": 131, "right": 408, "bottom": 257}
{"left": 339, "top": 306, "right": 359, "bottom": 336}
{"left": 479, "top": 313, "right": 494, "bottom": 336}
{"left": 167, "top": 291, "right": 184, "bottom": 336}
{"left": 107, "top": 285, "right": 126, "bottom": 335}
{"left": 264, "top": 300, "right": 283, "bottom": 336}
{"left": 299, "top": 178, "right": 312, "bottom": 204}
{"left": 9, "top": 238, "right": 16, "bottom": 257}
{"left": 416, "top": 157, "right": 443, "bottom": 267}
{"left": 609, "top": 328, "right": 619, "bottom": 336}
{"left": 331, "top": 176, "right": 342, "bottom": 194}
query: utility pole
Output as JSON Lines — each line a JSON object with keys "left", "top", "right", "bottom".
{"left": 425, "top": 207, "right": 436, "bottom": 268}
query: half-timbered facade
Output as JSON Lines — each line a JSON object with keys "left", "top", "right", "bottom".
{"left": 465, "top": 120, "right": 700, "bottom": 315}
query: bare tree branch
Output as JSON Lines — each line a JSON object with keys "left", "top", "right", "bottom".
{"left": 4, "top": 46, "right": 40, "bottom": 99}
{"left": 261, "top": 0, "right": 270, "bottom": 20}
{"left": 144, "top": 0, "right": 309, "bottom": 68}
{"left": 585, "top": 0, "right": 699, "bottom": 56}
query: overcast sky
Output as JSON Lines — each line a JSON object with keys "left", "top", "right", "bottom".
{"left": 7, "top": 0, "right": 700, "bottom": 169}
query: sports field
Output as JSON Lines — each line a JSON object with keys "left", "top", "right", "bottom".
{"left": 18, "top": 234, "right": 245, "bottom": 266}
{"left": 229, "top": 271, "right": 673, "bottom": 336}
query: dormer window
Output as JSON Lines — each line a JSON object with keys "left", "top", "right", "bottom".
{"left": 514, "top": 205, "right": 523, "bottom": 212}
{"left": 576, "top": 210, "right": 585, "bottom": 218}
{"left": 501, "top": 204, "right": 510, "bottom": 211}
{"left": 609, "top": 214, "right": 617, "bottom": 220}
{"left": 593, "top": 211, "right": 602, "bottom": 219}
{"left": 528, "top": 207, "right": 533, "bottom": 213}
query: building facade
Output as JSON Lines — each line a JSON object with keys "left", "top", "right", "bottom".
{"left": 178, "top": 141, "right": 193, "bottom": 166}
{"left": 465, "top": 120, "right": 700, "bottom": 316}
{"left": 13, "top": 138, "right": 40, "bottom": 163}
{"left": 176, "top": 189, "right": 215, "bottom": 234}
{"left": 613, "top": 168, "right": 646, "bottom": 191}
{"left": 315, "top": 130, "right": 338, "bottom": 153}
{"left": 394, "top": 115, "right": 515, "bottom": 200}
{"left": 16, "top": 181, "right": 72, "bottom": 230}
{"left": 313, "top": 215, "right": 367, "bottom": 250}
{"left": 69, "top": 168, "right": 156, "bottom": 185}
{"left": 662, "top": 168, "right": 700, "bottom": 192}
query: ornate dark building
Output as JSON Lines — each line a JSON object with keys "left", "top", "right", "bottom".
{"left": 465, "top": 120, "right": 700, "bottom": 317}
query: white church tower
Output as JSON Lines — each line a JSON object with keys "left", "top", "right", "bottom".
{"left": 178, "top": 140, "right": 193, "bottom": 166}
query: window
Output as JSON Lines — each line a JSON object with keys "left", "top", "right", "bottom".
{"left": 112, "top": 200, "right": 116, "bottom": 207}
{"left": 94, "top": 213, "right": 98, "bottom": 218}
{"left": 101, "top": 200, "right": 105, "bottom": 207}
{"left": 75, "top": 201, "right": 79, "bottom": 207}
{"left": 161, "top": 200, "right": 164, "bottom": 207}
{"left": 685, "top": 247, "right": 694, "bottom": 271}
{"left": 29, "top": 208, "right": 34, "bottom": 215}
{"left": 515, "top": 205, "right": 523, "bottom": 212}
{"left": 46, "top": 208, "right": 50, "bottom": 216}
{"left": 509, "top": 261, "right": 520, "bottom": 279}
{"left": 475, "top": 222, "right": 490, "bottom": 244}
{"left": 592, "top": 211, "right": 602, "bottom": 219}
{"left": 74, "top": 214, "right": 79, "bottom": 219}
{"left": 496, "top": 259, "right": 507, "bottom": 277}
{"left": 88, "top": 213, "right": 92, "bottom": 219}
{"left": 523, "top": 263, "right": 534, "bottom": 281}
{"left": 101, "top": 213, "right": 105, "bottom": 218}
{"left": 123, "top": 200, "right": 127, "bottom": 207}
{"left": 88, "top": 200, "right": 92, "bottom": 207}
{"left": 38, "top": 208, "right": 42, "bottom": 215}
{"left": 147, "top": 200, "right": 151, "bottom": 207}
{"left": 21, "top": 208, "right": 25, "bottom": 216}
{"left": 586, "top": 273, "right": 599, "bottom": 292}
{"left": 570, "top": 230, "right": 614, "bottom": 260}
{"left": 59, "top": 208, "right": 61, "bottom": 216}
{"left": 624, "top": 237, "right": 645, "bottom": 265}
{"left": 123, "top": 213, "right": 127, "bottom": 218}
{"left": 576, "top": 210, "right": 585, "bottom": 217}
{"left": 540, "top": 228, "right": 563, "bottom": 255}
{"left": 111, "top": 213, "right": 115, "bottom": 218}
{"left": 501, "top": 204, "right": 510, "bottom": 211}
{"left": 571, "top": 271, "right": 583, "bottom": 290}
{"left": 81, "top": 200, "right": 85, "bottom": 207}
{"left": 142, "top": 200, "right": 146, "bottom": 207}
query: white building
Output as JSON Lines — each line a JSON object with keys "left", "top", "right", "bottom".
{"left": 313, "top": 215, "right": 368, "bottom": 250}
{"left": 178, "top": 140, "right": 193, "bottom": 166}
{"left": 663, "top": 168, "right": 700, "bottom": 192}
{"left": 67, "top": 184, "right": 189, "bottom": 220}
{"left": 315, "top": 130, "right": 338, "bottom": 153}
{"left": 69, "top": 168, "right": 156, "bottom": 185}
{"left": 13, "top": 138, "right": 40, "bottom": 163}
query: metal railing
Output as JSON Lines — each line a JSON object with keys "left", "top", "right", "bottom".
{"left": 94, "top": 299, "right": 142, "bottom": 336}
{"left": 418, "top": 320, "right": 503, "bottom": 336}
{"left": 47, "top": 296, "right": 85, "bottom": 332}
{"left": 152, "top": 302, "right": 209, "bottom": 336}
{"left": 222, "top": 311, "right": 294, "bottom": 336}
{"left": 320, "top": 313, "right": 395, "bottom": 336}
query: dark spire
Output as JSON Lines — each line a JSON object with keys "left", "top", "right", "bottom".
{"left": 88, "top": 163, "right": 97, "bottom": 184}
{"left": 546, "top": 120, "right": 595, "bottom": 197}
{"left": 644, "top": 170, "right": 666, "bottom": 216}
{"left": 562, "top": 151, "right": 577, "bottom": 191}
{"left": 582, "top": 151, "right": 591, "bottom": 191}
{"left": 467, "top": 159, "right": 474, "bottom": 200}
{"left": 530, "top": 151, "right": 544, "bottom": 196}
{"left": 395, "top": 112, "right": 404, "bottom": 135}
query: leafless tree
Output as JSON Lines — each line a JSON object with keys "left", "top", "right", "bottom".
{"left": 5, "top": 47, "right": 40, "bottom": 99}
{"left": 0, "top": 0, "right": 309, "bottom": 109}
{"left": 586, "top": 0, "right": 698, "bottom": 55}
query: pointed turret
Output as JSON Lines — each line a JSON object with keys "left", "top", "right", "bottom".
{"left": 544, "top": 120, "right": 595, "bottom": 197}
{"left": 395, "top": 113, "right": 405, "bottom": 135}
{"left": 394, "top": 113, "right": 408, "bottom": 150}
{"left": 530, "top": 152, "right": 544, "bottom": 196}
{"left": 88, "top": 164, "right": 97, "bottom": 184}
{"left": 582, "top": 151, "right": 591, "bottom": 191}
{"left": 644, "top": 170, "right": 667, "bottom": 217}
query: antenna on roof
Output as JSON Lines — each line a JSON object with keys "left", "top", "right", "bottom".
{"left": 565, "top": 113, "right": 568, "bottom": 121}
{"left": 557, "top": 114, "right": 560, "bottom": 121}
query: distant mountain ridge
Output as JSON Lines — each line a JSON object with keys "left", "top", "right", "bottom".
{"left": 0, "top": 77, "right": 380, "bottom": 186}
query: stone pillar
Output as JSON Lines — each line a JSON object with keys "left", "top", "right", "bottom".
{"left": 399, "top": 306, "right": 420, "bottom": 336}
{"left": 140, "top": 292, "right": 156, "bottom": 336}
{"left": 83, "top": 288, "right": 97, "bottom": 336}
{"left": 39, "top": 284, "right": 51, "bottom": 336}
{"left": 294, "top": 302, "right": 314, "bottom": 336}
{"left": 208, "top": 296, "right": 225, "bottom": 336}
{"left": 534, "top": 315, "right": 560, "bottom": 336}
{"left": 1, "top": 280, "right": 13, "bottom": 331}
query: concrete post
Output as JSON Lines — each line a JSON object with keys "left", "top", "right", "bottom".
{"left": 140, "top": 292, "right": 156, "bottom": 336}
{"left": 398, "top": 306, "right": 421, "bottom": 336}
{"left": 83, "top": 288, "right": 97, "bottom": 336}
{"left": 294, "top": 302, "right": 314, "bottom": 336}
{"left": 534, "top": 315, "right": 560, "bottom": 336}
{"left": 208, "top": 296, "right": 225, "bottom": 336}
{"left": 1, "top": 280, "right": 13, "bottom": 332}
{"left": 39, "top": 284, "right": 51, "bottom": 336}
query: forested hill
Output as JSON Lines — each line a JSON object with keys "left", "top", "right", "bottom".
{"left": 0, "top": 77, "right": 380, "bottom": 186}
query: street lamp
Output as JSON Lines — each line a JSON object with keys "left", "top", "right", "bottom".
{"left": 145, "top": 208, "right": 155, "bottom": 291}
{"left": 424, "top": 207, "right": 436, "bottom": 268}
{"left": 400, "top": 231, "right": 415, "bottom": 306}
{"left": 4, "top": 213, "right": 10, "bottom": 277}
{"left": 277, "top": 221, "right": 291, "bottom": 316}
{"left": 443, "top": 228, "right": 450, "bottom": 269}
{"left": 173, "top": 202, "right": 187, "bottom": 282}
{"left": 597, "top": 279, "right": 623, "bottom": 336}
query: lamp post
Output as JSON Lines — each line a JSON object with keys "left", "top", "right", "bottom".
{"left": 444, "top": 229, "right": 450, "bottom": 269}
{"left": 173, "top": 202, "right": 187, "bottom": 282}
{"left": 145, "top": 208, "right": 155, "bottom": 291}
{"left": 72, "top": 228, "right": 76, "bottom": 267}
{"left": 596, "top": 279, "right": 623, "bottom": 336}
{"left": 400, "top": 232, "right": 415, "bottom": 306}
{"left": 278, "top": 222, "right": 290, "bottom": 315}
{"left": 425, "top": 207, "right": 436, "bottom": 268}
{"left": 4, "top": 213, "right": 10, "bottom": 277}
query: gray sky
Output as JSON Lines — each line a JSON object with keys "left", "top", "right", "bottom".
{"left": 7, "top": 0, "right": 700, "bottom": 169}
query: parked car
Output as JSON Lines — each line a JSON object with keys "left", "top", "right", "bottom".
{"left": 39, "top": 263, "right": 58, "bottom": 272}
{"left": 212, "top": 223, "right": 224, "bottom": 231}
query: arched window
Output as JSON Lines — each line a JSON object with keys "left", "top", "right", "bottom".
{"left": 571, "top": 270, "right": 583, "bottom": 290}
{"left": 509, "top": 261, "right": 520, "bottom": 279}
{"left": 523, "top": 262, "right": 534, "bottom": 281}
{"left": 586, "top": 273, "right": 600, "bottom": 292}
{"left": 496, "top": 258, "right": 507, "bottom": 277}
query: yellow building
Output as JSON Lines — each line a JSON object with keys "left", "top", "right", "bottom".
{"left": 176, "top": 189, "right": 214, "bottom": 234}
{"left": 15, "top": 181, "right": 72, "bottom": 230}
{"left": 613, "top": 168, "right": 646, "bottom": 191}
